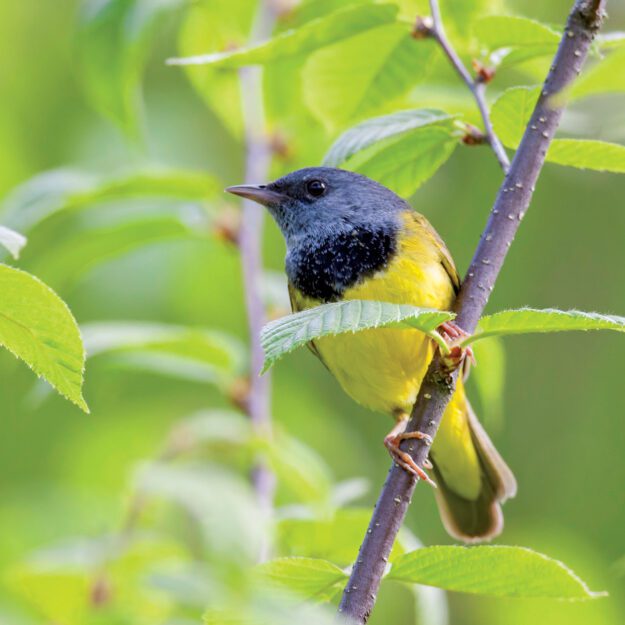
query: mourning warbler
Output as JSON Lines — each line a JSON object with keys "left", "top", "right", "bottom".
{"left": 227, "top": 167, "right": 516, "bottom": 542}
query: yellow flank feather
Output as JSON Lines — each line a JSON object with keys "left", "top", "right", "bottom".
{"left": 290, "top": 212, "right": 482, "bottom": 500}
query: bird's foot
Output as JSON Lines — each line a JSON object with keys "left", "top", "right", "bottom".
{"left": 384, "top": 421, "right": 436, "bottom": 488}
{"left": 438, "top": 321, "right": 476, "bottom": 374}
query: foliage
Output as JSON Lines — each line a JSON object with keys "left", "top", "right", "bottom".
{"left": 387, "top": 546, "right": 605, "bottom": 599}
{"left": 261, "top": 300, "right": 454, "bottom": 371}
{"left": 261, "top": 304, "right": 625, "bottom": 370}
{"left": 0, "top": 264, "right": 87, "bottom": 411}
{"left": 1, "top": 0, "right": 624, "bottom": 624}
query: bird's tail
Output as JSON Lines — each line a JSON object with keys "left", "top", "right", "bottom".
{"left": 431, "top": 390, "right": 517, "bottom": 542}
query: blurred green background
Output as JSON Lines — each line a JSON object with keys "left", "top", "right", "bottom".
{"left": 0, "top": 0, "right": 624, "bottom": 624}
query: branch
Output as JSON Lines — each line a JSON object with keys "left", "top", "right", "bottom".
{"left": 416, "top": 0, "right": 511, "bottom": 173}
{"left": 338, "top": 1, "right": 607, "bottom": 622}
{"left": 238, "top": 1, "right": 279, "bottom": 562}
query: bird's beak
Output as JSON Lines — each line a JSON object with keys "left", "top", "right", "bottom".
{"left": 226, "top": 184, "right": 286, "bottom": 207}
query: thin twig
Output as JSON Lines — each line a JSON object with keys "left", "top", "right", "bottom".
{"left": 238, "top": 1, "right": 279, "bottom": 563}
{"left": 425, "top": 0, "right": 511, "bottom": 173}
{"left": 339, "top": 1, "right": 607, "bottom": 622}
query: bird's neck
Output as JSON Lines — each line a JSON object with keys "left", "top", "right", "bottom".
{"left": 285, "top": 222, "right": 399, "bottom": 303}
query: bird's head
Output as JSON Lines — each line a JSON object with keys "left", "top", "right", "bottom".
{"left": 226, "top": 167, "right": 404, "bottom": 246}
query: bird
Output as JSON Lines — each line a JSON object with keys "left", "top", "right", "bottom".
{"left": 227, "top": 167, "right": 516, "bottom": 542}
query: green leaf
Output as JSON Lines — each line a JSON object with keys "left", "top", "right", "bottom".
{"left": 343, "top": 125, "right": 459, "bottom": 197}
{"left": 437, "top": 0, "right": 495, "bottom": 37}
{"left": 277, "top": 508, "right": 410, "bottom": 567}
{"left": 170, "top": 410, "right": 253, "bottom": 450}
{"left": 0, "top": 225, "right": 27, "bottom": 259}
{"left": 264, "top": 430, "right": 333, "bottom": 504}
{"left": 323, "top": 108, "right": 455, "bottom": 167}
{"left": 547, "top": 139, "right": 625, "bottom": 173}
{"left": 497, "top": 44, "right": 557, "bottom": 69}
{"left": 463, "top": 308, "right": 625, "bottom": 345}
{"left": 77, "top": 0, "right": 185, "bottom": 137}
{"left": 472, "top": 16, "right": 560, "bottom": 69}
{"left": 387, "top": 545, "right": 606, "bottom": 599}
{"left": 491, "top": 88, "right": 625, "bottom": 172}
{"left": 202, "top": 589, "right": 341, "bottom": 625}
{"left": 24, "top": 208, "right": 213, "bottom": 290}
{"left": 83, "top": 321, "right": 245, "bottom": 385}
{"left": 260, "top": 300, "right": 454, "bottom": 372}
{"left": 596, "top": 31, "right": 625, "bottom": 51}
{"left": 474, "top": 15, "right": 560, "bottom": 49}
{"left": 0, "top": 264, "right": 87, "bottom": 411}
{"left": 175, "top": 0, "right": 256, "bottom": 138}
{"left": 9, "top": 533, "right": 185, "bottom": 624}
{"left": 256, "top": 557, "right": 347, "bottom": 601}
{"left": 169, "top": 3, "right": 397, "bottom": 68}
{"left": 303, "top": 24, "right": 437, "bottom": 129}
{"left": 28, "top": 214, "right": 210, "bottom": 289}
{"left": 470, "top": 337, "right": 506, "bottom": 430}
{"left": 136, "top": 463, "right": 265, "bottom": 564}
{"left": 490, "top": 85, "right": 540, "bottom": 148}
{"left": 571, "top": 47, "right": 625, "bottom": 100}
{"left": 2, "top": 168, "right": 219, "bottom": 232}
{"left": 261, "top": 270, "right": 291, "bottom": 313}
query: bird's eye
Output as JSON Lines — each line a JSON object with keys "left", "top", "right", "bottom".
{"left": 306, "top": 179, "right": 326, "bottom": 197}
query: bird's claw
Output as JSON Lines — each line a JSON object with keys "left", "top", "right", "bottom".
{"left": 384, "top": 430, "right": 437, "bottom": 488}
{"left": 437, "top": 321, "right": 476, "bottom": 373}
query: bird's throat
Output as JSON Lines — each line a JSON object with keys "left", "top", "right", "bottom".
{"left": 285, "top": 225, "right": 398, "bottom": 302}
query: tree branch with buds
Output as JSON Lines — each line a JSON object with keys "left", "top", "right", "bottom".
{"left": 339, "top": 0, "right": 607, "bottom": 622}
{"left": 414, "top": 0, "right": 511, "bottom": 173}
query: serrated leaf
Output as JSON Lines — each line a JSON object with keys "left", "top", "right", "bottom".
{"left": 303, "top": 24, "right": 437, "bottom": 129}
{"left": 77, "top": 0, "right": 185, "bottom": 137}
{"left": 261, "top": 300, "right": 454, "bottom": 372}
{"left": 83, "top": 321, "right": 245, "bottom": 385}
{"left": 0, "top": 264, "right": 87, "bottom": 411}
{"left": 463, "top": 308, "right": 625, "bottom": 345}
{"left": 547, "top": 139, "right": 625, "bottom": 173}
{"left": 344, "top": 125, "right": 459, "bottom": 197}
{"left": 474, "top": 15, "right": 560, "bottom": 49}
{"left": 490, "top": 85, "right": 540, "bottom": 147}
{"left": 571, "top": 47, "right": 625, "bottom": 100}
{"left": 323, "top": 108, "right": 455, "bottom": 167}
{"left": 256, "top": 557, "right": 347, "bottom": 601}
{"left": 2, "top": 168, "right": 218, "bottom": 233}
{"left": 387, "top": 545, "right": 605, "bottom": 599}
{"left": 0, "top": 225, "right": 27, "bottom": 259}
{"left": 169, "top": 3, "right": 397, "bottom": 68}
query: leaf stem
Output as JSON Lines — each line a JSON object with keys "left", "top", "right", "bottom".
{"left": 339, "top": 1, "right": 607, "bottom": 622}
{"left": 426, "top": 0, "right": 511, "bottom": 173}
{"left": 238, "top": 1, "right": 279, "bottom": 562}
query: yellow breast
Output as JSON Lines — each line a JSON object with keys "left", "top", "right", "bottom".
{"left": 291, "top": 212, "right": 457, "bottom": 416}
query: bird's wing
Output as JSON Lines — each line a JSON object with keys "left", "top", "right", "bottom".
{"left": 412, "top": 211, "right": 461, "bottom": 294}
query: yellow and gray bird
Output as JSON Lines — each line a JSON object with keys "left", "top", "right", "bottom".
{"left": 227, "top": 167, "right": 516, "bottom": 542}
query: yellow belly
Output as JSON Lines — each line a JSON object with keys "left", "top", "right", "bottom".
{"left": 292, "top": 212, "right": 456, "bottom": 415}
{"left": 290, "top": 213, "right": 482, "bottom": 498}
